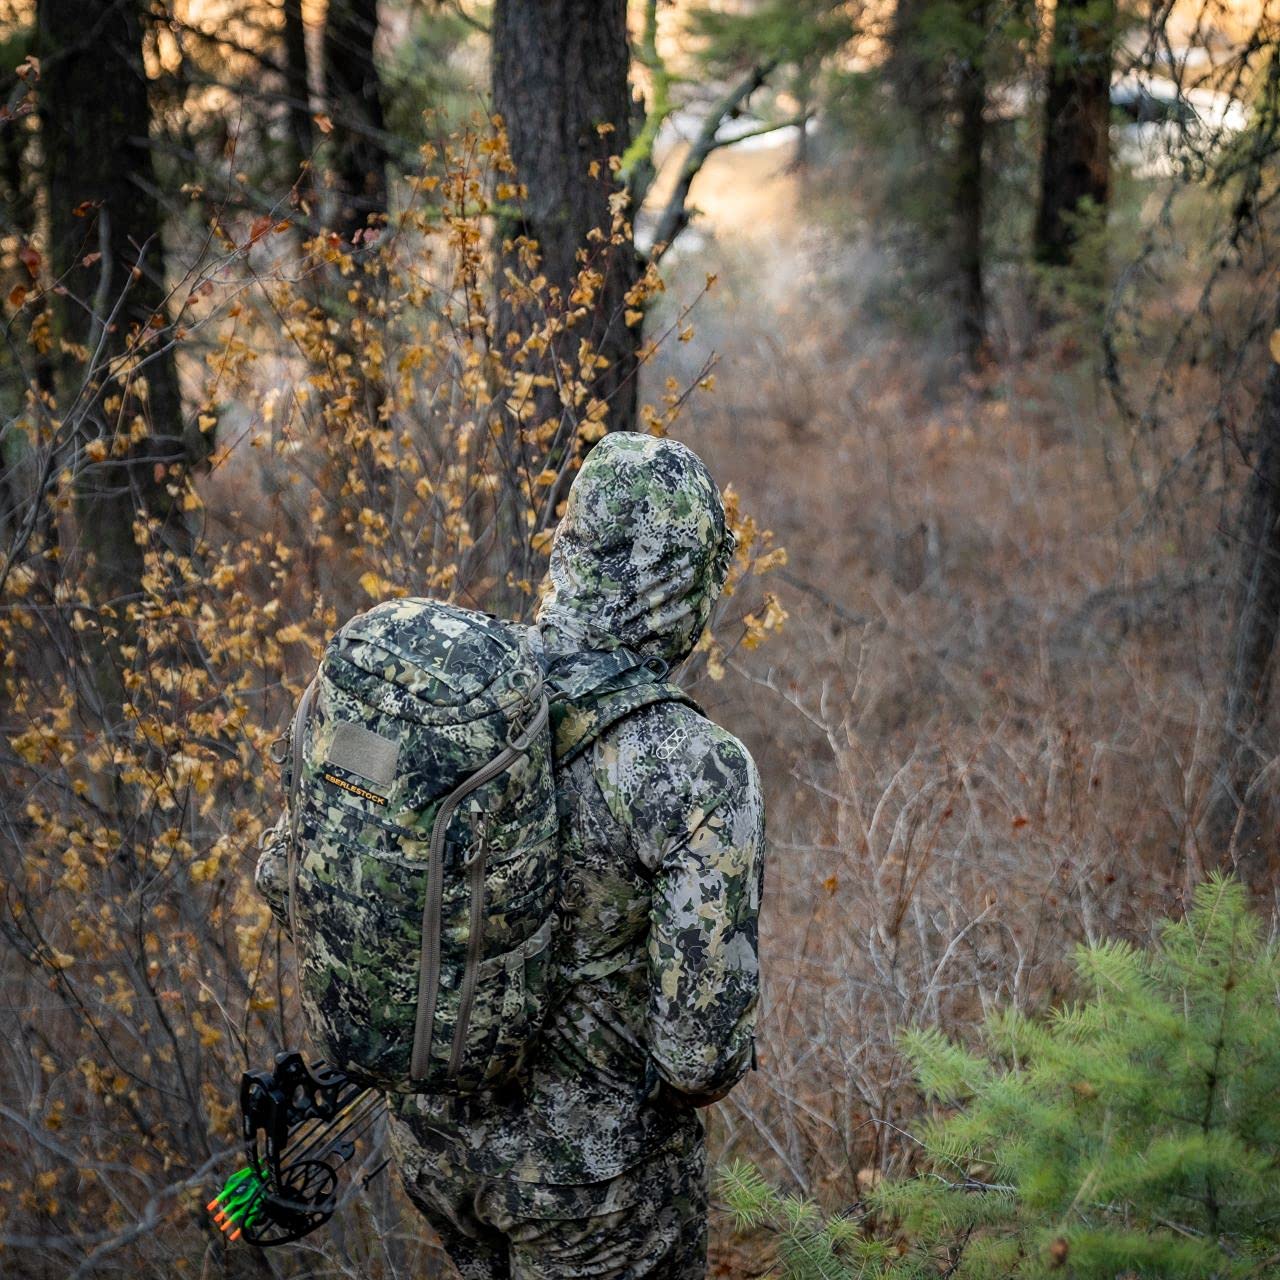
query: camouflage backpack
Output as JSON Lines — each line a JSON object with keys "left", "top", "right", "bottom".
{"left": 276, "top": 597, "right": 691, "bottom": 1095}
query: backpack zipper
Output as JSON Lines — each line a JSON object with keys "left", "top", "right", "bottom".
{"left": 409, "top": 694, "right": 549, "bottom": 1083}
{"left": 448, "top": 821, "right": 489, "bottom": 1078}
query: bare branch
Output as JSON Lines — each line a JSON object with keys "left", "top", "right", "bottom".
{"left": 648, "top": 59, "right": 780, "bottom": 262}
{"left": 444, "top": 0, "right": 490, "bottom": 36}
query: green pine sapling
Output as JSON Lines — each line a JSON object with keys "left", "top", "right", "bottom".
{"left": 721, "top": 875, "right": 1280, "bottom": 1277}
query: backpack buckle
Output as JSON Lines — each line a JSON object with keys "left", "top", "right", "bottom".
{"left": 506, "top": 704, "right": 536, "bottom": 749}
{"left": 463, "top": 816, "right": 490, "bottom": 868}
{"left": 505, "top": 690, "right": 549, "bottom": 751}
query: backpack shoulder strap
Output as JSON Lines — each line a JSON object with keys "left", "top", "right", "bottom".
{"left": 544, "top": 649, "right": 701, "bottom": 766}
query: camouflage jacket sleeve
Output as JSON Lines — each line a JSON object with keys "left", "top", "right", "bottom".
{"left": 596, "top": 702, "right": 765, "bottom": 1105}
{"left": 253, "top": 814, "right": 293, "bottom": 933}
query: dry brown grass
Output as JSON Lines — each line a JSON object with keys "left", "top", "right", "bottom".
{"left": 2, "top": 115, "right": 1269, "bottom": 1278}
{"left": 636, "top": 147, "right": 1264, "bottom": 1271}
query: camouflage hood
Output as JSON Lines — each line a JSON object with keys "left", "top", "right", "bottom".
{"left": 536, "top": 433, "right": 736, "bottom": 667}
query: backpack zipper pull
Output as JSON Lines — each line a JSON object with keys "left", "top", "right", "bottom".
{"left": 464, "top": 814, "right": 489, "bottom": 869}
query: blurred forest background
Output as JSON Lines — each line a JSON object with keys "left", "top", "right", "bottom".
{"left": 2, "top": 0, "right": 1280, "bottom": 1275}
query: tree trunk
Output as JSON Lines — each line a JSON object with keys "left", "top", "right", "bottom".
{"left": 491, "top": 0, "right": 639, "bottom": 435}
{"left": 0, "top": 41, "right": 34, "bottom": 243}
{"left": 954, "top": 0, "right": 989, "bottom": 373}
{"left": 1033, "top": 0, "right": 1113, "bottom": 270}
{"left": 322, "top": 0, "right": 387, "bottom": 243}
{"left": 283, "top": 0, "right": 314, "bottom": 193}
{"left": 1203, "top": 338, "right": 1280, "bottom": 889}
{"left": 0, "top": 41, "right": 57, "bottom": 569}
{"left": 37, "top": 0, "right": 189, "bottom": 615}
{"left": 888, "top": 0, "right": 942, "bottom": 128}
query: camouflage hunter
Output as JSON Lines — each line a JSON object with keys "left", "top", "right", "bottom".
{"left": 256, "top": 432, "right": 765, "bottom": 1279}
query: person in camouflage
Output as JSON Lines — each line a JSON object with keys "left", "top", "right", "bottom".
{"left": 388, "top": 433, "right": 764, "bottom": 1278}
{"left": 259, "top": 432, "right": 765, "bottom": 1278}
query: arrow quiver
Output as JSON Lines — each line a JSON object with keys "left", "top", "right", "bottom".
{"left": 207, "top": 1051, "right": 383, "bottom": 1246}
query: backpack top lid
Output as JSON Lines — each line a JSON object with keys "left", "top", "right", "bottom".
{"left": 328, "top": 597, "right": 540, "bottom": 725}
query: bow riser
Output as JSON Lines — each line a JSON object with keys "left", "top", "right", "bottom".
{"left": 208, "top": 1051, "right": 378, "bottom": 1247}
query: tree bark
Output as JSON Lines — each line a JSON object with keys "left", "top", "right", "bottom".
{"left": 954, "top": 0, "right": 989, "bottom": 372}
{"left": 322, "top": 0, "right": 387, "bottom": 243}
{"left": 1034, "top": 0, "right": 1113, "bottom": 270}
{"left": 0, "top": 41, "right": 34, "bottom": 244}
{"left": 491, "top": 0, "right": 639, "bottom": 435}
{"left": 37, "top": 0, "right": 189, "bottom": 613}
{"left": 283, "top": 0, "right": 314, "bottom": 193}
{"left": 0, "top": 42, "right": 56, "bottom": 567}
{"left": 1203, "top": 335, "right": 1280, "bottom": 889}
{"left": 888, "top": 0, "right": 942, "bottom": 127}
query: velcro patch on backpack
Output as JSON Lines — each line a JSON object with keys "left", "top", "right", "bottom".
{"left": 326, "top": 720, "right": 398, "bottom": 787}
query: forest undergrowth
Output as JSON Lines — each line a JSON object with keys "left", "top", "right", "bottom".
{"left": 0, "top": 111, "right": 1266, "bottom": 1278}
{"left": 662, "top": 142, "right": 1258, "bottom": 1274}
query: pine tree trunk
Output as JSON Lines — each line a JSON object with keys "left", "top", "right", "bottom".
{"left": 955, "top": 0, "right": 989, "bottom": 373}
{"left": 1033, "top": 0, "right": 1113, "bottom": 270}
{"left": 491, "top": 0, "right": 639, "bottom": 435}
{"left": 1, "top": 45, "right": 57, "bottom": 570}
{"left": 323, "top": 0, "right": 386, "bottom": 243}
{"left": 283, "top": 0, "right": 314, "bottom": 192}
{"left": 37, "top": 0, "right": 189, "bottom": 613}
{"left": 887, "top": 0, "right": 942, "bottom": 127}
{"left": 0, "top": 60, "right": 31, "bottom": 242}
{"left": 1203, "top": 342, "right": 1280, "bottom": 889}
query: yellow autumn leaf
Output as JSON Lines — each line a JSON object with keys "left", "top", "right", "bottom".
{"left": 705, "top": 643, "right": 726, "bottom": 681}
{"left": 189, "top": 858, "right": 216, "bottom": 884}
{"left": 1271, "top": 329, "right": 1280, "bottom": 364}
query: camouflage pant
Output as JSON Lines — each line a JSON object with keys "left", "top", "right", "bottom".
{"left": 391, "top": 1123, "right": 707, "bottom": 1280}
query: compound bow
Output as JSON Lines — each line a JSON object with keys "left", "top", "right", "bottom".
{"left": 207, "top": 1051, "right": 386, "bottom": 1246}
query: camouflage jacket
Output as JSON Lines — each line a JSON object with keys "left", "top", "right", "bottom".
{"left": 257, "top": 433, "right": 765, "bottom": 1183}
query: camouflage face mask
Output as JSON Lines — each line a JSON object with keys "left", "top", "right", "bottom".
{"left": 536, "top": 433, "right": 737, "bottom": 666}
